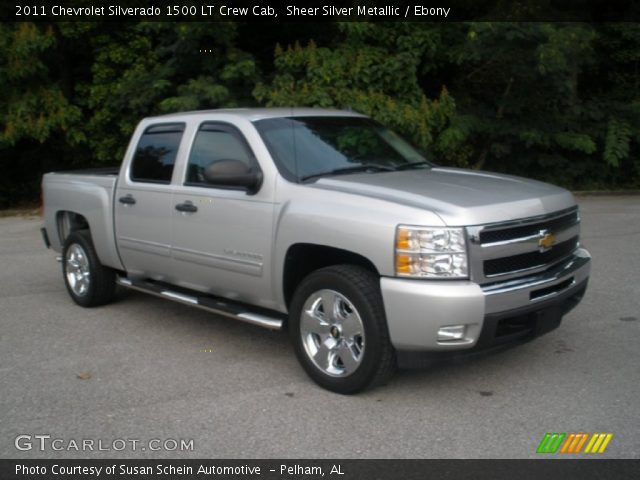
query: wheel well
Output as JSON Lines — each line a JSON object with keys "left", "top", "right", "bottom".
{"left": 56, "top": 211, "right": 90, "bottom": 245}
{"left": 282, "top": 244, "right": 379, "bottom": 308}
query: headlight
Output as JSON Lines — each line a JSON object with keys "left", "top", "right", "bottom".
{"left": 395, "top": 226, "right": 468, "bottom": 278}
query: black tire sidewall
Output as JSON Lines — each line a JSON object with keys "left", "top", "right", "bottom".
{"left": 289, "top": 266, "right": 389, "bottom": 394}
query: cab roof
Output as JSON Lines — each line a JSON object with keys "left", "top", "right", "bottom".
{"left": 148, "top": 108, "right": 367, "bottom": 122}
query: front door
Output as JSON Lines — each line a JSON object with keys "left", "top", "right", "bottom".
{"left": 170, "top": 122, "right": 275, "bottom": 308}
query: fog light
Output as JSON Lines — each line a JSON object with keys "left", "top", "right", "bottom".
{"left": 437, "top": 325, "right": 466, "bottom": 342}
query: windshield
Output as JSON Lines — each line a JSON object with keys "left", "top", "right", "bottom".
{"left": 253, "top": 116, "right": 431, "bottom": 182}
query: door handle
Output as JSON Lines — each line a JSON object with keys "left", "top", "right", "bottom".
{"left": 175, "top": 201, "right": 198, "bottom": 213}
{"left": 119, "top": 195, "right": 136, "bottom": 205}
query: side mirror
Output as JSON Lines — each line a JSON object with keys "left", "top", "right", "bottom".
{"left": 203, "top": 159, "right": 262, "bottom": 194}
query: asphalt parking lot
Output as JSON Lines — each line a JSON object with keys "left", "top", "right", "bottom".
{"left": 0, "top": 196, "right": 638, "bottom": 459}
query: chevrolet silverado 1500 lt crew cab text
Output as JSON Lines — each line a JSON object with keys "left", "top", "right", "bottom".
{"left": 41, "top": 109, "right": 591, "bottom": 393}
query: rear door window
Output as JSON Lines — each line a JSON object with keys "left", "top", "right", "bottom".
{"left": 130, "top": 123, "right": 185, "bottom": 184}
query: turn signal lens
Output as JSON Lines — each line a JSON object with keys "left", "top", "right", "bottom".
{"left": 396, "top": 228, "right": 421, "bottom": 251}
{"left": 395, "top": 254, "right": 415, "bottom": 275}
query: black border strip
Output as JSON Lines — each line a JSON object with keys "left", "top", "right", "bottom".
{"left": 4, "top": 0, "right": 640, "bottom": 22}
{"left": 3, "top": 459, "right": 640, "bottom": 480}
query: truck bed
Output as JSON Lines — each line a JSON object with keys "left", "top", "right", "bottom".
{"left": 41, "top": 170, "right": 123, "bottom": 270}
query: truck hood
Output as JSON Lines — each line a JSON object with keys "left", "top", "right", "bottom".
{"left": 311, "top": 167, "right": 575, "bottom": 226}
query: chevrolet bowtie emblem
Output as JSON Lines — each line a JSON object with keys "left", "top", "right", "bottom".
{"left": 538, "top": 230, "right": 556, "bottom": 252}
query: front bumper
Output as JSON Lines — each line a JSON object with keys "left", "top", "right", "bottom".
{"left": 380, "top": 248, "right": 591, "bottom": 354}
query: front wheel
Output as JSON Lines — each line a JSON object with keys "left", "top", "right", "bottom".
{"left": 62, "top": 230, "right": 116, "bottom": 307}
{"left": 289, "top": 265, "right": 396, "bottom": 394}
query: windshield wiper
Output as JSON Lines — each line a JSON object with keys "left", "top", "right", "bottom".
{"left": 393, "top": 160, "right": 431, "bottom": 171}
{"left": 300, "top": 164, "right": 395, "bottom": 182}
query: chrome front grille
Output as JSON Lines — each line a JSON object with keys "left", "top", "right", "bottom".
{"left": 483, "top": 235, "right": 579, "bottom": 277}
{"left": 479, "top": 210, "right": 579, "bottom": 244}
{"left": 467, "top": 207, "right": 581, "bottom": 285}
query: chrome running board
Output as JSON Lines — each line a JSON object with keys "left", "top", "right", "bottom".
{"left": 116, "top": 277, "right": 284, "bottom": 330}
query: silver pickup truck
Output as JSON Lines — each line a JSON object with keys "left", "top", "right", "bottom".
{"left": 42, "top": 108, "right": 591, "bottom": 393}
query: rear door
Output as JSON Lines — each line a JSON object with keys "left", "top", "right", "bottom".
{"left": 170, "top": 121, "right": 275, "bottom": 307}
{"left": 114, "top": 123, "right": 185, "bottom": 278}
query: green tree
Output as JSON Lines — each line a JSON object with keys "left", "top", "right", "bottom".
{"left": 84, "top": 22, "right": 260, "bottom": 163}
{"left": 443, "top": 23, "right": 597, "bottom": 180}
{"left": 254, "top": 23, "right": 459, "bottom": 165}
{"left": 0, "top": 22, "right": 85, "bottom": 147}
{"left": 0, "top": 22, "right": 89, "bottom": 206}
{"left": 589, "top": 24, "right": 640, "bottom": 183}
{"left": 437, "top": 22, "right": 639, "bottom": 188}
{"left": 1, "top": 20, "right": 639, "bottom": 208}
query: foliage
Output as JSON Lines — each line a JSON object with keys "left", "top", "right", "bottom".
{"left": 254, "top": 23, "right": 461, "bottom": 165}
{"left": 442, "top": 21, "right": 640, "bottom": 187}
{"left": 83, "top": 22, "right": 259, "bottom": 163}
{"left": 1, "top": 21, "right": 639, "bottom": 207}
{"left": 0, "top": 23, "right": 84, "bottom": 147}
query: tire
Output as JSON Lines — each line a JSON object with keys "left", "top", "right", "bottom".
{"left": 62, "top": 230, "right": 116, "bottom": 307}
{"left": 289, "top": 265, "right": 396, "bottom": 394}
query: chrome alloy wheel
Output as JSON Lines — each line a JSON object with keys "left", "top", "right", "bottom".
{"left": 299, "top": 289, "right": 365, "bottom": 377}
{"left": 65, "top": 244, "right": 90, "bottom": 297}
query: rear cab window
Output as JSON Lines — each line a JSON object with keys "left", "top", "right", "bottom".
{"left": 130, "top": 123, "right": 185, "bottom": 184}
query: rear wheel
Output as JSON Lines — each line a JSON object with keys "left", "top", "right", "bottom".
{"left": 289, "top": 265, "right": 396, "bottom": 394}
{"left": 62, "top": 231, "right": 116, "bottom": 307}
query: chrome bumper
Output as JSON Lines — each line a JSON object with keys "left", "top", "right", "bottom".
{"left": 482, "top": 248, "right": 591, "bottom": 314}
{"left": 381, "top": 248, "right": 591, "bottom": 351}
